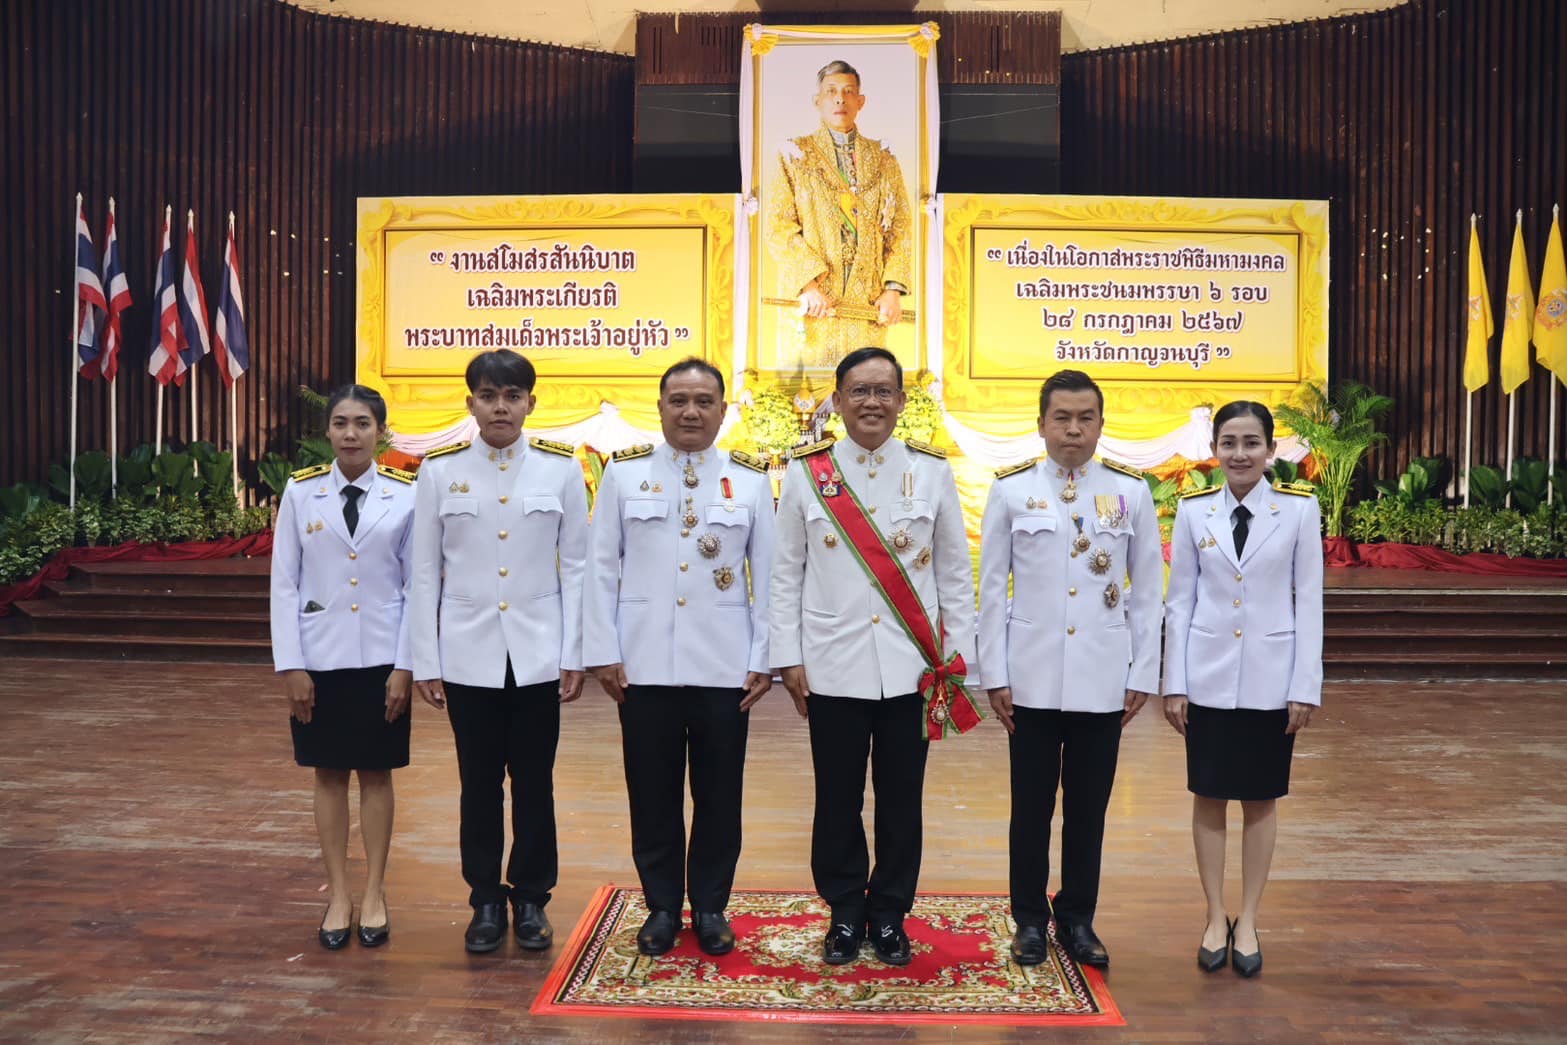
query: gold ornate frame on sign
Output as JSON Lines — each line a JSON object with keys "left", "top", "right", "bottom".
{"left": 940, "top": 194, "right": 1330, "bottom": 439}
{"left": 356, "top": 194, "right": 735, "bottom": 434}
{"left": 744, "top": 24, "right": 936, "bottom": 404}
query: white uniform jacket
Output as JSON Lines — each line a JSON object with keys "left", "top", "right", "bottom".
{"left": 769, "top": 436, "right": 980, "bottom": 700}
{"left": 408, "top": 435, "right": 588, "bottom": 689}
{"left": 977, "top": 456, "right": 1163, "bottom": 712}
{"left": 270, "top": 461, "right": 416, "bottom": 673}
{"left": 1163, "top": 482, "right": 1324, "bottom": 709}
{"left": 582, "top": 444, "right": 776, "bottom": 687}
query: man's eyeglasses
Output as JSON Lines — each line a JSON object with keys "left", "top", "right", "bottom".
{"left": 843, "top": 385, "right": 900, "bottom": 404}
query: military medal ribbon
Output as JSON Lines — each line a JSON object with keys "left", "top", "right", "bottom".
{"left": 800, "top": 448, "right": 985, "bottom": 741}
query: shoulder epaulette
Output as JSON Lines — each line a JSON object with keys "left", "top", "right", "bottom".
{"left": 1180, "top": 486, "right": 1222, "bottom": 499}
{"left": 729, "top": 450, "right": 769, "bottom": 473}
{"left": 612, "top": 443, "right": 654, "bottom": 463}
{"left": 423, "top": 441, "right": 470, "bottom": 460}
{"left": 1273, "top": 480, "right": 1315, "bottom": 497}
{"left": 789, "top": 436, "right": 837, "bottom": 460}
{"left": 290, "top": 462, "right": 331, "bottom": 482}
{"left": 1100, "top": 457, "right": 1144, "bottom": 479}
{"left": 906, "top": 439, "right": 947, "bottom": 459}
{"left": 376, "top": 464, "right": 416, "bottom": 485}
{"left": 994, "top": 458, "right": 1037, "bottom": 480}
{"left": 530, "top": 437, "right": 575, "bottom": 458}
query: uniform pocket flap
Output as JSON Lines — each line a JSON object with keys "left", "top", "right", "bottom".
{"left": 1011, "top": 514, "right": 1057, "bottom": 534}
{"left": 523, "top": 494, "right": 563, "bottom": 515}
{"left": 706, "top": 504, "right": 752, "bottom": 526}
{"left": 623, "top": 497, "right": 668, "bottom": 521}
{"left": 440, "top": 497, "right": 479, "bottom": 517}
{"left": 891, "top": 498, "right": 934, "bottom": 523}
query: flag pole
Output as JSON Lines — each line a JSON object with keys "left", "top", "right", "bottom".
{"left": 108, "top": 197, "right": 119, "bottom": 498}
{"left": 188, "top": 209, "right": 198, "bottom": 468}
{"left": 1550, "top": 203, "right": 1561, "bottom": 508}
{"left": 1505, "top": 393, "right": 1516, "bottom": 509}
{"left": 155, "top": 203, "right": 170, "bottom": 455}
{"left": 228, "top": 211, "right": 241, "bottom": 499}
{"left": 70, "top": 193, "right": 80, "bottom": 511}
{"left": 1463, "top": 392, "right": 1473, "bottom": 508}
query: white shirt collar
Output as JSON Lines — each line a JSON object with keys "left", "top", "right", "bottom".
{"left": 1223, "top": 481, "right": 1270, "bottom": 516}
{"left": 332, "top": 461, "right": 375, "bottom": 497}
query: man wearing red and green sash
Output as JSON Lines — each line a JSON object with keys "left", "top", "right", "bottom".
{"left": 769, "top": 347, "right": 982, "bottom": 968}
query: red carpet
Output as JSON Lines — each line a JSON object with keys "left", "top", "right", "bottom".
{"left": 533, "top": 887, "right": 1123, "bottom": 1026}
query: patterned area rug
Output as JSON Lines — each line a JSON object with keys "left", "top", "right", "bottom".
{"left": 532, "top": 887, "right": 1123, "bottom": 1026}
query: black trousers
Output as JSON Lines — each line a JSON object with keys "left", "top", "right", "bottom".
{"left": 444, "top": 666, "right": 560, "bottom": 909}
{"left": 1009, "top": 707, "right": 1123, "bottom": 929}
{"left": 618, "top": 685, "right": 750, "bottom": 915}
{"left": 807, "top": 691, "right": 928, "bottom": 927}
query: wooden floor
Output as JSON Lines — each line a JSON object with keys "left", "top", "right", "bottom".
{"left": 2, "top": 663, "right": 1565, "bottom": 1042}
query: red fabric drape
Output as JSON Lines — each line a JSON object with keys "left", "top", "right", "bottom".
{"left": 0, "top": 533, "right": 273, "bottom": 617}
{"left": 1344, "top": 541, "right": 1567, "bottom": 577}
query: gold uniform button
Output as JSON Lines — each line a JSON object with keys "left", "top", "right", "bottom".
{"left": 1234, "top": 629, "right": 1243, "bottom": 638}
{"left": 499, "top": 530, "right": 509, "bottom": 539}
{"left": 1066, "top": 625, "right": 1076, "bottom": 635}
{"left": 348, "top": 551, "right": 358, "bottom": 560}
{"left": 499, "top": 495, "right": 509, "bottom": 504}
{"left": 499, "top": 567, "right": 509, "bottom": 577}
{"left": 871, "top": 614, "right": 881, "bottom": 624}
{"left": 500, "top": 601, "right": 509, "bottom": 611}
{"left": 1233, "top": 598, "right": 1242, "bottom": 607}
{"left": 868, "top": 506, "right": 877, "bottom": 515}
{"left": 349, "top": 578, "right": 358, "bottom": 586}
{"left": 681, "top": 528, "right": 690, "bottom": 537}
{"left": 350, "top": 603, "right": 359, "bottom": 612}
{"left": 1234, "top": 573, "right": 1243, "bottom": 582}
{"left": 680, "top": 562, "right": 689, "bottom": 571}
{"left": 1068, "top": 587, "right": 1078, "bottom": 596}
{"left": 498, "top": 463, "right": 508, "bottom": 471}
{"left": 867, "top": 470, "right": 878, "bottom": 478}
{"left": 677, "top": 597, "right": 687, "bottom": 607}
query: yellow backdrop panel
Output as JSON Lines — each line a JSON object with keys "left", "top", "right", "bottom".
{"left": 942, "top": 194, "right": 1330, "bottom": 438}
{"left": 356, "top": 194, "right": 735, "bottom": 434}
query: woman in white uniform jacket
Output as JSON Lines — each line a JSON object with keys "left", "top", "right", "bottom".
{"left": 270, "top": 385, "right": 415, "bottom": 951}
{"left": 1162, "top": 401, "right": 1322, "bottom": 979}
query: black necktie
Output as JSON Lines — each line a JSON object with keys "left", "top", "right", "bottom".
{"left": 1232, "top": 505, "right": 1252, "bottom": 558}
{"left": 343, "top": 486, "right": 364, "bottom": 537}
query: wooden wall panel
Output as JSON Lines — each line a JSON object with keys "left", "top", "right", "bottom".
{"left": 1061, "top": 0, "right": 1567, "bottom": 478}
{"left": 0, "top": 0, "right": 632, "bottom": 488}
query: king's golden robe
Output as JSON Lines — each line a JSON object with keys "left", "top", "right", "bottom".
{"left": 766, "top": 125, "right": 914, "bottom": 367}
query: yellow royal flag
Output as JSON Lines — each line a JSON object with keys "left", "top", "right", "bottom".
{"left": 1464, "top": 220, "right": 1494, "bottom": 393}
{"left": 1500, "top": 215, "right": 1535, "bottom": 395}
{"left": 1534, "top": 208, "right": 1567, "bottom": 381}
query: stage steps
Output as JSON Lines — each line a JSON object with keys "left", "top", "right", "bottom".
{"left": 1, "top": 559, "right": 273, "bottom": 664}
{"left": 1322, "top": 572, "right": 1567, "bottom": 681}
{"left": 4, "top": 559, "right": 1566, "bottom": 679}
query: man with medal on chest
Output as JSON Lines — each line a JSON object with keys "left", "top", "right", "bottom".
{"left": 770, "top": 346, "right": 984, "bottom": 968}
{"left": 978, "top": 369, "right": 1163, "bottom": 970}
{"left": 584, "top": 358, "right": 776, "bottom": 958}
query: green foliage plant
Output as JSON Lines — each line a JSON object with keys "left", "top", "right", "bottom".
{"left": 1272, "top": 382, "right": 1394, "bottom": 538}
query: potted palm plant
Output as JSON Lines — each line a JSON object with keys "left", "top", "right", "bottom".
{"left": 1272, "top": 382, "right": 1393, "bottom": 540}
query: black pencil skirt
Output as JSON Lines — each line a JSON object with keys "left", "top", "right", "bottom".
{"left": 1185, "top": 703, "right": 1295, "bottom": 801}
{"left": 290, "top": 664, "right": 410, "bottom": 770}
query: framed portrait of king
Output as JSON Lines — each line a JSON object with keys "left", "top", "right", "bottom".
{"left": 740, "top": 23, "right": 938, "bottom": 398}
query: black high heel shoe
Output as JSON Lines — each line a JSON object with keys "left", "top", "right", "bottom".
{"left": 1197, "top": 917, "right": 1233, "bottom": 973}
{"left": 1231, "top": 924, "right": 1263, "bottom": 978}
{"left": 319, "top": 907, "right": 352, "bottom": 951}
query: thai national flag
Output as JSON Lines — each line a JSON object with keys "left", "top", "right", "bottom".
{"left": 178, "top": 211, "right": 212, "bottom": 373}
{"left": 212, "top": 218, "right": 250, "bottom": 386}
{"left": 146, "top": 208, "right": 186, "bottom": 386}
{"left": 75, "top": 200, "right": 107, "bottom": 377}
{"left": 95, "top": 201, "right": 132, "bottom": 382}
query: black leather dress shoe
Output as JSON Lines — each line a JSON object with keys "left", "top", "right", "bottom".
{"left": 464, "top": 902, "right": 508, "bottom": 953}
{"left": 513, "top": 902, "right": 553, "bottom": 951}
{"left": 1011, "top": 924, "right": 1049, "bottom": 966}
{"left": 1197, "top": 918, "right": 1233, "bottom": 973}
{"left": 358, "top": 917, "right": 390, "bottom": 948}
{"left": 870, "top": 922, "right": 912, "bottom": 966}
{"left": 1057, "top": 920, "right": 1109, "bottom": 968}
{"left": 822, "top": 922, "right": 863, "bottom": 965}
{"left": 637, "top": 910, "right": 679, "bottom": 956}
{"left": 1231, "top": 932, "right": 1263, "bottom": 978}
{"left": 318, "top": 909, "right": 351, "bottom": 951}
{"left": 691, "top": 911, "right": 735, "bottom": 956}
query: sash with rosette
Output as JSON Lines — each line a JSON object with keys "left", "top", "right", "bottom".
{"left": 800, "top": 446, "right": 984, "bottom": 740}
